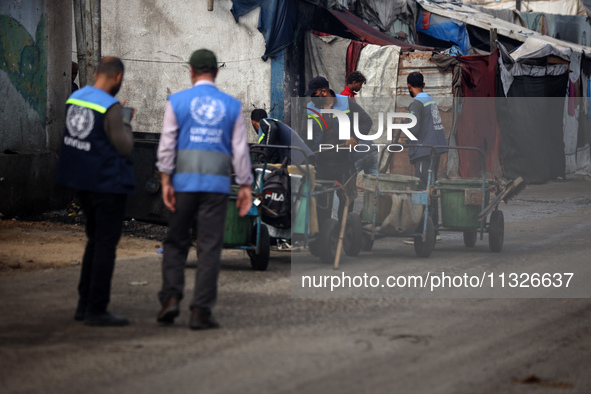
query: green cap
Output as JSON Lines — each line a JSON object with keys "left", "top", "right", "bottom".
{"left": 189, "top": 49, "right": 218, "bottom": 69}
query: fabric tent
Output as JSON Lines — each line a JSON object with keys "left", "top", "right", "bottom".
{"left": 519, "top": 12, "right": 591, "bottom": 46}
{"left": 326, "top": 8, "right": 433, "bottom": 50}
{"left": 231, "top": 0, "right": 297, "bottom": 60}
{"left": 304, "top": 32, "right": 350, "bottom": 95}
{"left": 496, "top": 74, "right": 568, "bottom": 184}
{"left": 355, "top": 44, "right": 402, "bottom": 169}
{"left": 462, "top": 0, "right": 590, "bottom": 18}
{"left": 357, "top": 0, "right": 416, "bottom": 32}
{"left": 498, "top": 37, "right": 571, "bottom": 96}
{"left": 456, "top": 51, "right": 503, "bottom": 178}
{"left": 346, "top": 41, "right": 366, "bottom": 78}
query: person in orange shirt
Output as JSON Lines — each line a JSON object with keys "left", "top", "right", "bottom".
{"left": 341, "top": 71, "right": 366, "bottom": 100}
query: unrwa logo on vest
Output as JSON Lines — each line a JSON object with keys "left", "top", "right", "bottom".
{"left": 190, "top": 97, "right": 226, "bottom": 126}
{"left": 66, "top": 106, "right": 94, "bottom": 140}
{"left": 431, "top": 105, "right": 444, "bottom": 130}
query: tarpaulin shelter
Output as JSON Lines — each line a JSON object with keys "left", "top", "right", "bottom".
{"left": 462, "top": 0, "right": 591, "bottom": 18}
{"left": 357, "top": 0, "right": 417, "bottom": 39}
{"left": 416, "top": 11, "right": 471, "bottom": 54}
{"left": 519, "top": 12, "right": 591, "bottom": 46}
{"left": 324, "top": 8, "right": 433, "bottom": 50}
{"left": 230, "top": 0, "right": 591, "bottom": 181}
{"left": 496, "top": 38, "right": 589, "bottom": 183}
{"left": 416, "top": 0, "right": 591, "bottom": 55}
{"left": 455, "top": 51, "right": 503, "bottom": 178}
{"left": 416, "top": 0, "right": 591, "bottom": 180}
{"left": 231, "top": 0, "right": 298, "bottom": 60}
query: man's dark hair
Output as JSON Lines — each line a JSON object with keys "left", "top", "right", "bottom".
{"left": 407, "top": 72, "right": 424, "bottom": 88}
{"left": 192, "top": 66, "right": 218, "bottom": 78}
{"left": 96, "top": 57, "right": 124, "bottom": 77}
{"left": 251, "top": 109, "right": 268, "bottom": 122}
{"left": 347, "top": 71, "right": 366, "bottom": 85}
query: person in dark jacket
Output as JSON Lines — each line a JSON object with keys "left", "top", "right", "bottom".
{"left": 250, "top": 109, "right": 314, "bottom": 166}
{"left": 406, "top": 71, "right": 448, "bottom": 235}
{"left": 56, "top": 57, "right": 135, "bottom": 327}
{"left": 305, "top": 76, "right": 373, "bottom": 222}
{"left": 340, "top": 71, "right": 377, "bottom": 176}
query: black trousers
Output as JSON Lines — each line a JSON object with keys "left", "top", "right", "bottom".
{"left": 413, "top": 155, "right": 440, "bottom": 226}
{"left": 159, "top": 192, "right": 228, "bottom": 311}
{"left": 78, "top": 191, "right": 127, "bottom": 315}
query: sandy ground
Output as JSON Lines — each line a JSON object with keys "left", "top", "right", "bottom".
{"left": 1, "top": 176, "right": 590, "bottom": 394}
{"left": 0, "top": 220, "right": 161, "bottom": 274}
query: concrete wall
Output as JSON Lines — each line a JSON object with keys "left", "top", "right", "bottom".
{"left": 0, "top": 1, "right": 47, "bottom": 152}
{"left": 0, "top": 0, "right": 72, "bottom": 217}
{"left": 99, "top": 0, "right": 272, "bottom": 142}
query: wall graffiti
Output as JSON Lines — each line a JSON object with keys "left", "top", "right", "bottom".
{"left": 0, "top": 14, "right": 47, "bottom": 126}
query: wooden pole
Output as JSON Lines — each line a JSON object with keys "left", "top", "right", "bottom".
{"left": 83, "top": 0, "right": 94, "bottom": 86}
{"left": 490, "top": 28, "right": 498, "bottom": 53}
{"left": 73, "top": 0, "right": 86, "bottom": 87}
{"left": 91, "top": 0, "right": 101, "bottom": 69}
{"left": 333, "top": 194, "right": 349, "bottom": 270}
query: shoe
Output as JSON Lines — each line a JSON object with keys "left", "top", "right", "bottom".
{"left": 74, "top": 301, "right": 86, "bottom": 321}
{"left": 84, "top": 311, "right": 129, "bottom": 327}
{"left": 403, "top": 238, "right": 415, "bottom": 245}
{"left": 277, "top": 242, "right": 292, "bottom": 251}
{"left": 157, "top": 296, "right": 180, "bottom": 324}
{"left": 189, "top": 308, "right": 220, "bottom": 330}
{"left": 435, "top": 235, "right": 442, "bottom": 242}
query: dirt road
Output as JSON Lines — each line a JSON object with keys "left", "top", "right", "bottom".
{"left": 1, "top": 176, "right": 590, "bottom": 393}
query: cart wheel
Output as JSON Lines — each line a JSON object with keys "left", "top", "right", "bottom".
{"left": 308, "top": 238, "right": 320, "bottom": 257}
{"left": 343, "top": 213, "right": 363, "bottom": 257}
{"left": 463, "top": 231, "right": 477, "bottom": 248}
{"left": 414, "top": 216, "right": 435, "bottom": 258}
{"left": 362, "top": 233, "right": 374, "bottom": 252}
{"left": 488, "top": 210, "right": 504, "bottom": 253}
{"left": 247, "top": 224, "right": 270, "bottom": 271}
{"left": 318, "top": 218, "right": 339, "bottom": 264}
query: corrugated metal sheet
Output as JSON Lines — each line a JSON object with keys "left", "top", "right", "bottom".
{"left": 396, "top": 51, "right": 454, "bottom": 110}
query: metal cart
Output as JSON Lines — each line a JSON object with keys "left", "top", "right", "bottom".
{"left": 250, "top": 144, "right": 362, "bottom": 266}
{"left": 432, "top": 145, "right": 505, "bottom": 252}
{"left": 359, "top": 161, "right": 436, "bottom": 258}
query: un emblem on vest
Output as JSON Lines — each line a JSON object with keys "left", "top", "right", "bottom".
{"left": 66, "top": 106, "right": 95, "bottom": 140}
{"left": 190, "top": 97, "right": 226, "bottom": 126}
{"left": 431, "top": 105, "right": 442, "bottom": 126}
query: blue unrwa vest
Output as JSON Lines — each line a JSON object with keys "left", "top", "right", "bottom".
{"left": 408, "top": 92, "right": 448, "bottom": 162}
{"left": 55, "top": 86, "right": 135, "bottom": 194}
{"left": 169, "top": 83, "right": 241, "bottom": 194}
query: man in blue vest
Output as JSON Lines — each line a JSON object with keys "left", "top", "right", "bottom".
{"left": 407, "top": 72, "right": 448, "bottom": 237}
{"left": 56, "top": 57, "right": 135, "bottom": 326}
{"left": 156, "top": 49, "right": 253, "bottom": 330}
{"left": 250, "top": 108, "right": 314, "bottom": 165}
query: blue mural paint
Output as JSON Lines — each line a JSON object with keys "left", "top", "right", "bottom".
{"left": 0, "top": 14, "right": 47, "bottom": 126}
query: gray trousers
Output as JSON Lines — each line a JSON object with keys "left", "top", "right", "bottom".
{"left": 159, "top": 192, "right": 228, "bottom": 311}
